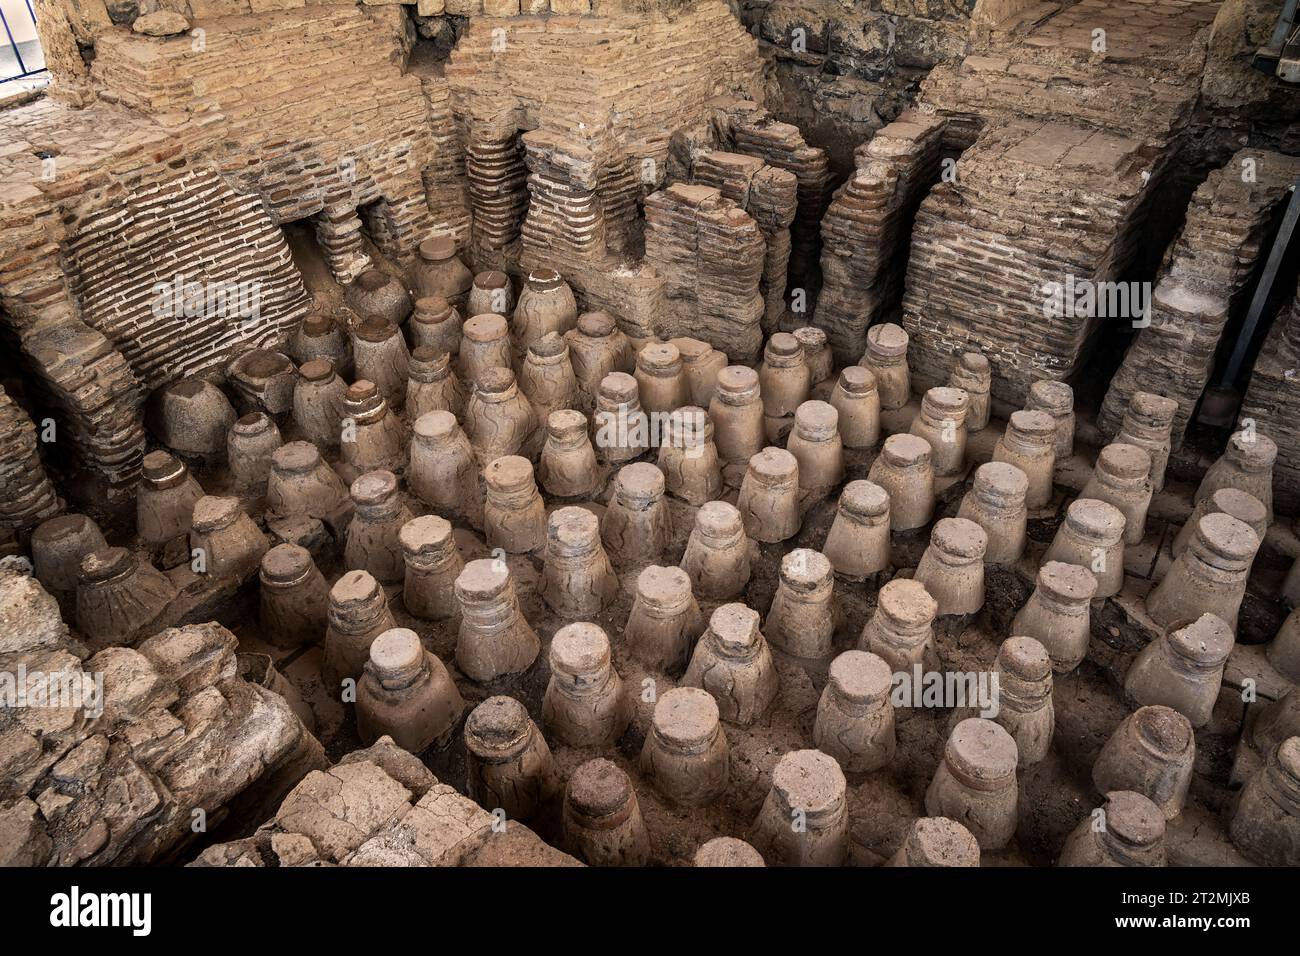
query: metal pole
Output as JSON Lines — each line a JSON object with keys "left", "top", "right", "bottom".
{"left": 0, "top": 6, "right": 30, "bottom": 78}
{"left": 1221, "top": 180, "right": 1300, "bottom": 386}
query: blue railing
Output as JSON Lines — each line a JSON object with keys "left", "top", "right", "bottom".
{"left": 1, "top": 0, "right": 47, "bottom": 85}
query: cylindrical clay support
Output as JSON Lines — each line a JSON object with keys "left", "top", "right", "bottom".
{"left": 710, "top": 365, "right": 766, "bottom": 471}
{"left": 467, "top": 269, "right": 513, "bottom": 318}
{"left": 1057, "top": 790, "right": 1167, "bottom": 867}
{"left": 344, "top": 470, "right": 414, "bottom": 585}
{"left": 658, "top": 407, "right": 722, "bottom": 506}
{"left": 1124, "top": 613, "right": 1233, "bottom": 729}
{"left": 672, "top": 336, "right": 728, "bottom": 409}
{"left": 948, "top": 351, "right": 991, "bottom": 433}
{"left": 913, "top": 517, "right": 987, "bottom": 617}
{"left": 1195, "top": 431, "right": 1276, "bottom": 525}
{"left": 484, "top": 455, "right": 547, "bottom": 555}
{"left": 541, "top": 506, "right": 619, "bottom": 618}
{"left": 909, "top": 386, "right": 969, "bottom": 478}
{"left": 412, "top": 234, "right": 472, "bottom": 303}
{"left": 695, "top": 837, "right": 765, "bottom": 867}
{"left": 829, "top": 366, "right": 881, "bottom": 449}
{"left": 859, "top": 578, "right": 939, "bottom": 675}
{"left": 867, "top": 434, "right": 934, "bottom": 532}
{"left": 1081, "top": 443, "right": 1153, "bottom": 546}
{"left": 1114, "top": 391, "right": 1178, "bottom": 493}
{"left": 464, "top": 695, "right": 561, "bottom": 824}
{"left": 625, "top": 565, "right": 705, "bottom": 673}
{"left": 601, "top": 462, "right": 673, "bottom": 568}
{"left": 822, "top": 480, "right": 891, "bottom": 580}
{"left": 759, "top": 332, "right": 811, "bottom": 419}
{"left": 75, "top": 547, "right": 176, "bottom": 647}
{"left": 765, "top": 548, "right": 836, "bottom": 660}
{"left": 1043, "top": 498, "right": 1126, "bottom": 599}
{"left": 1092, "top": 705, "right": 1194, "bottom": 820}
{"left": 680, "top": 500, "right": 753, "bottom": 600}
{"left": 859, "top": 323, "right": 909, "bottom": 412}
{"left": 409, "top": 411, "right": 484, "bottom": 530}
{"left": 635, "top": 341, "right": 690, "bottom": 415}
{"left": 539, "top": 409, "right": 605, "bottom": 499}
{"left": 1229, "top": 736, "right": 1300, "bottom": 866}
{"left": 925, "top": 718, "right": 1019, "bottom": 850}
{"left": 957, "top": 462, "right": 1028, "bottom": 567}
{"left": 787, "top": 400, "right": 844, "bottom": 497}
{"left": 293, "top": 358, "right": 347, "bottom": 450}
{"left": 351, "top": 316, "right": 409, "bottom": 411}
{"left": 227, "top": 412, "right": 281, "bottom": 492}
{"left": 594, "top": 372, "right": 649, "bottom": 465}
{"left": 340, "top": 380, "right": 406, "bottom": 476}
{"left": 137, "top": 450, "right": 205, "bottom": 552}
{"left": 737, "top": 446, "right": 802, "bottom": 543}
{"left": 993, "top": 635, "right": 1055, "bottom": 768}
{"left": 465, "top": 367, "right": 537, "bottom": 465}
{"left": 562, "top": 758, "right": 651, "bottom": 867}
{"left": 1011, "top": 561, "right": 1098, "bottom": 674}
{"left": 519, "top": 332, "right": 579, "bottom": 425}
{"left": 682, "top": 603, "right": 780, "bottom": 727}
{"left": 32, "top": 514, "right": 107, "bottom": 593}
{"left": 399, "top": 515, "right": 464, "bottom": 621}
{"left": 992, "top": 410, "right": 1057, "bottom": 510}
{"left": 750, "top": 749, "right": 849, "bottom": 866}
{"left": 1172, "top": 487, "right": 1267, "bottom": 561}
{"left": 190, "top": 495, "right": 268, "bottom": 581}
{"left": 1025, "top": 379, "right": 1075, "bottom": 459}
{"left": 814, "top": 650, "right": 896, "bottom": 774}
{"left": 356, "top": 627, "right": 465, "bottom": 753}
{"left": 455, "top": 559, "right": 541, "bottom": 683}
{"left": 460, "top": 313, "right": 512, "bottom": 386}
{"left": 322, "top": 570, "right": 396, "bottom": 693}
{"left": 887, "top": 817, "right": 981, "bottom": 867}
{"left": 543, "top": 622, "right": 631, "bottom": 749}
{"left": 267, "top": 441, "right": 352, "bottom": 533}
{"left": 406, "top": 346, "right": 466, "bottom": 421}
{"left": 640, "top": 686, "right": 729, "bottom": 807}
{"left": 567, "top": 312, "right": 631, "bottom": 412}
{"left": 1145, "top": 513, "right": 1258, "bottom": 632}
{"left": 409, "top": 296, "right": 463, "bottom": 359}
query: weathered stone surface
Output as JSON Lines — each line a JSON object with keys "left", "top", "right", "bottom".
{"left": 196, "top": 751, "right": 582, "bottom": 867}
{"left": 131, "top": 11, "right": 190, "bottom": 35}
{"left": 1099, "top": 150, "right": 1300, "bottom": 444}
{"left": 273, "top": 762, "right": 414, "bottom": 862}
{"left": 644, "top": 183, "right": 766, "bottom": 360}
{"left": 815, "top": 110, "right": 945, "bottom": 362}
{"left": 0, "top": 571, "right": 323, "bottom": 865}
{"left": 0, "top": 568, "right": 70, "bottom": 654}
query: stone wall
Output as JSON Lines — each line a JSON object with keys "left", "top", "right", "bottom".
{"left": 0, "top": 570, "right": 324, "bottom": 866}
{"left": 814, "top": 108, "right": 944, "bottom": 363}
{"left": 1098, "top": 149, "right": 1300, "bottom": 446}
{"left": 3, "top": 3, "right": 471, "bottom": 496}
{"left": 736, "top": 0, "right": 972, "bottom": 170}
{"left": 191, "top": 737, "right": 580, "bottom": 866}
{"left": 1241, "top": 280, "right": 1300, "bottom": 516}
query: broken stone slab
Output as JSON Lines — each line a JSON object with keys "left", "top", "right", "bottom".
{"left": 131, "top": 11, "right": 190, "bottom": 36}
{"left": 336, "top": 736, "right": 438, "bottom": 797}
{"left": 0, "top": 568, "right": 71, "bottom": 655}
{"left": 138, "top": 622, "right": 239, "bottom": 696}
{"left": 270, "top": 762, "right": 415, "bottom": 863}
